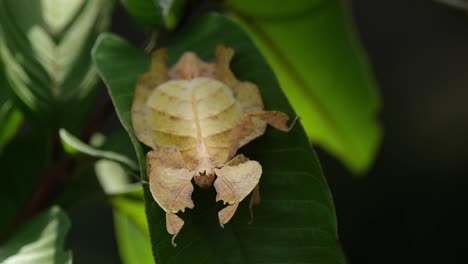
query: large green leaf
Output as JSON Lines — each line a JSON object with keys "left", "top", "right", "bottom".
{"left": 92, "top": 35, "right": 149, "bottom": 178}
{"left": 0, "top": 206, "right": 71, "bottom": 264}
{"left": 93, "top": 13, "right": 344, "bottom": 263}
{"left": 0, "top": 0, "right": 113, "bottom": 130}
{"left": 225, "top": 0, "right": 381, "bottom": 174}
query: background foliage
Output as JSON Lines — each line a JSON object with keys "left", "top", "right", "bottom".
{"left": 0, "top": 0, "right": 390, "bottom": 263}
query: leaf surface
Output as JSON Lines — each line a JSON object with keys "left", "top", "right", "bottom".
{"left": 112, "top": 189, "right": 153, "bottom": 264}
{"left": 92, "top": 13, "right": 344, "bottom": 264}
{"left": 226, "top": 0, "right": 381, "bottom": 173}
{"left": 154, "top": 0, "right": 185, "bottom": 29}
{"left": 121, "top": 0, "right": 163, "bottom": 29}
{"left": 0, "top": 0, "right": 113, "bottom": 130}
{"left": 0, "top": 64, "right": 22, "bottom": 152}
{"left": 0, "top": 206, "right": 71, "bottom": 264}
{"left": 0, "top": 101, "right": 22, "bottom": 153}
{"left": 59, "top": 128, "right": 138, "bottom": 171}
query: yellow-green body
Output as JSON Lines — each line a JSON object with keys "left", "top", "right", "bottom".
{"left": 131, "top": 46, "right": 293, "bottom": 246}
{"left": 148, "top": 78, "right": 252, "bottom": 174}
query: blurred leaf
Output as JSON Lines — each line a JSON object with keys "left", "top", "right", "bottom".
{"left": 55, "top": 165, "right": 105, "bottom": 209}
{"left": 0, "top": 0, "right": 113, "bottom": 130}
{"left": 225, "top": 0, "right": 381, "bottom": 174}
{"left": 0, "top": 64, "right": 23, "bottom": 152}
{"left": 112, "top": 189, "right": 152, "bottom": 264}
{"left": 0, "top": 132, "right": 49, "bottom": 237}
{"left": 121, "top": 0, "right": 163, "bottom": 29}
{"left": 57, "top": 129, "right": 140, "bottom": 208}
{"left": 92, "top": 13, "right": 344, "bottom": 264}
{"left": 102, "top": 129, "right": 140, "bottom": 163}
{"left": 95, "top": 159, "right": 141, "bottom": 195}
{"left": 59, "top": 128, "right": 138, "bottom": 171}
{"left": 92, "top": 35, "right": 149, "bottom": 178}
{"left": 0, "top": 101, "right": 22, "bottom": 153}
{"left": 154, "top": 0, "right": 186, "bottom": 29}
{"left": 434, "top": 0, "right": 468, "bottom": 10}
{"left": 0, "top": 206, "right": 71, "bottom": 264}
{"left": 94, "top": 153, "right": 152, "bottom": 264}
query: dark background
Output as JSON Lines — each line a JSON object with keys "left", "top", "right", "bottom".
{"left": 327, "top": 0, "right": 468, "bottom": 263}
{"left": 66, "top": 1, "right": 468, "bottom": 263}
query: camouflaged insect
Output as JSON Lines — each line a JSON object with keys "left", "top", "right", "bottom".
{"left": 131, "top": 45, "right": 296, "bottom": 246}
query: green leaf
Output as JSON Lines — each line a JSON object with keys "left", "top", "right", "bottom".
{"left": 0, "top": 0, "right": 113, "bottom": 130}
{"left": 225, "top": 0, "right": 382, "bottom": 174}
{"left": 55, "top": 165, "right": 105, "bottom": 210}
{"left": 0, "top": 101, "right": 22, "bottom": 153}
{"left": 57, "top": 129, "right": 140, "bottom": 208}
{"left": 0, "top": 132, "right": 49, "bottom": 237}
{"left": 154, "top": 0, "right": 186, "bottom": 29}
{"left": 94, "top": 154, "right": 152, "bottom": 264}
{"left": 101, "top": 129, "right": 140, "bottom": 163}
{"left": 95, "top": 159, "right": 142, "bottom": 195}
{"left": 0, "top": 64, "right": 23, "bottom": 152}
{"left": 121, "top": 0, "right": 163, "bottom": 29}
{"left": 59, "top": 128, "right": 139, "bottom": 171}
{"left": 112, "top": 189, "right": 153, "bottom": 264}
{"left": 92, "top": 12, "right": 344, "bottom": 264}
{"left": 0, "top": 206, "right": 72, "bottom": 264}
{"left": 92, "top": 34, "right": 149, "bottom": 178}
{"left": 120, "top": 0, "right": 184, "bottom": 30}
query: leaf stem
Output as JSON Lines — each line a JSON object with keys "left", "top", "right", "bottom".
{"left": 144, "top": 31, "right": 159, "bottom": 54}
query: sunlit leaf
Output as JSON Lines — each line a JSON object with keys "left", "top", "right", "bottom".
{"left": 154, "top": 0, "right": 186, "bottom": 29}
{"left": 226, "top": 0, "right": 381, "bottom": 174}
{"left": 0, "top": 206, "right": 72, "bottom": 264}
{"left": 112, "top": 189, "right": 152, "bottom": 264}
{"left": 0, "top": 101, "right": 22, "bottom": 153}
{"left": 59, "top": 128, "right": 138, "bottom": 171}
{"left": 0, "top": 0, "right": 113, "bottom": 130}
{"left": 94, "top": 153, "right": 152, "bottom": 264}
{"left": 57, "top": 129, "right": 140, "bottom": 208}
{"left": 92, "top": 13, "right": 344, "bottom": 264}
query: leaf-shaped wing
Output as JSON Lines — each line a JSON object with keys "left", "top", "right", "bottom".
{"left": 214, "top": 158, "right": 261, "bottom": 224}
{"left": 147, "top": 147, "right": 194, "bottom": 246}
{"left": 132, "top": 48, "right": 169, "bottom": 147}
{"left": 147, "top": 148, "right": 194, "bottom": 213}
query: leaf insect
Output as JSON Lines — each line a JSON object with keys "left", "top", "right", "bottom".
{"left": 132, "top": 46, "right": 296, "bottom": 246}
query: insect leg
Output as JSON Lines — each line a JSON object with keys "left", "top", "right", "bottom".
{"left": 214, "top": 45, "right": 237, "bottom": 87}
{"left": 248, "top": 184, "right": 261, "bottom": 224}
{"left": 146, "top": 146, "right": 195, "bottom": 247}
{"left": 214, "top": 158, "right": 262, "bottom": 226}
{"left": 249, "top": 111, "right": 298, "bottom": 132}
